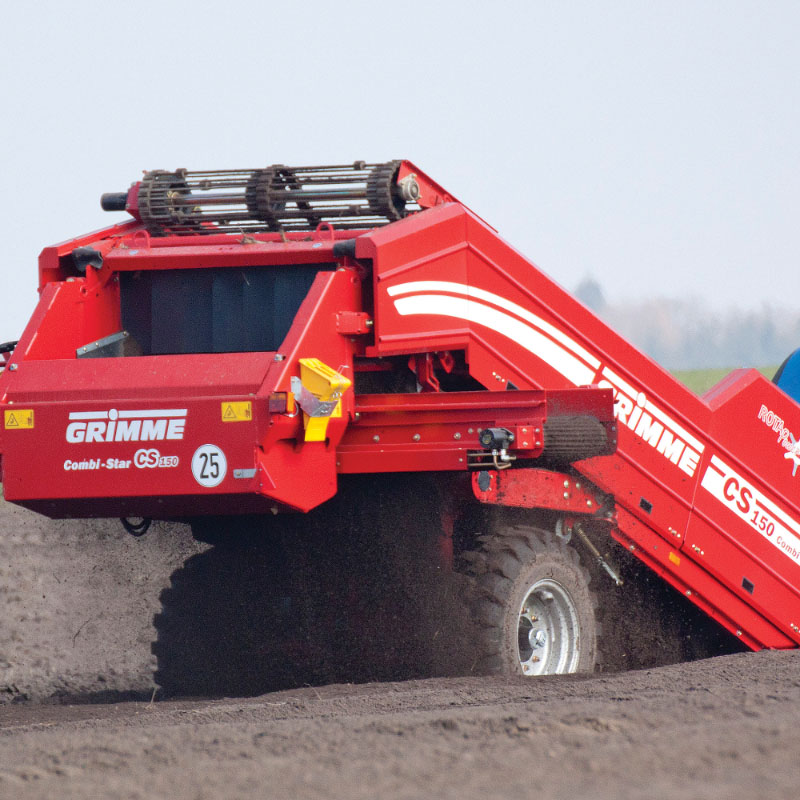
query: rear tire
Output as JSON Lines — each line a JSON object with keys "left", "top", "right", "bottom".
{"left": 152, "top": 541, "right": 298, "bottom": 697}
{"left": 155, "top": 475, "right": 459, "bottom": 695}
{"left": 464, "top": 524, "right": 598, "bottom": 676}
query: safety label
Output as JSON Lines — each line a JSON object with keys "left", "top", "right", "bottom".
{"left": 221, "top": 402, "right": 252, "bottom": 422}
{"left": 4, "top": 409, "right": 34, "bottom": 429}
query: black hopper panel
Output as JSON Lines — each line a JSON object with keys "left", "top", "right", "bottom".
{"left": 121, "top": 264, "right": 331, "bottom": 355}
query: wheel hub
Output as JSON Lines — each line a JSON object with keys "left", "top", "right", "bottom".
{"left": 517, "top": 579, "right": 580, "bottom": 675}
{"left": 529, "top": 628, "right": 547, "bottom": 649}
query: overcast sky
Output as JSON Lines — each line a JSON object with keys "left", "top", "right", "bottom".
{"left": 1, "top": 1, "right": 797, "bottom": 340}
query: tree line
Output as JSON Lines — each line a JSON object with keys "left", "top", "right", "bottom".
{"left": 574, "top": 278, "right": 800, "bottom": 371}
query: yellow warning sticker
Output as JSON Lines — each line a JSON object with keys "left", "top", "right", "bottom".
{"left": 221, "top": 402, "right": 252, "bottom": 422}
{"left": 668, "top": 551, "right": 681, "bottom": 566}
{"left": 4, "top": 409, "right": 34, "bottom": 429}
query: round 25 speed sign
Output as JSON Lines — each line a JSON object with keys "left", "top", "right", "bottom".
{"left": 191, "top": 444, "right": 227, "bottom": 488}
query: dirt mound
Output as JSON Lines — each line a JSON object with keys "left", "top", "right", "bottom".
{"left": 1, "top": 478, "right": 744, "bottom": 703}
{"left": 1, "top": 489, "right": 797, "bottom": 798}
{"left": 0, "top": 495, "right": 203, "bottom": 702}
{"left": 0, "top": 650, "right": 798, "bottom": 799}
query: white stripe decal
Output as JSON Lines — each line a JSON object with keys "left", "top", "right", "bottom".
{"left": 393, "top": 294, "right": 596, "bottom": 386}
{"left": 387, "top": 281, "right": 709, "bottom": 468}
{"left": 600, "top": 366, "right": 638, "bottom": 402}
{"left": 68, "top": 409, "right": 187, "bottom": 421}
{"left": 117, "top": 409, "right": 187, "bottom": 419}
{"left": 388, "top": 281, "right": 600, "bottom": 370}
{"left": 702, "top": 455, "right": 800, "bottom": 568}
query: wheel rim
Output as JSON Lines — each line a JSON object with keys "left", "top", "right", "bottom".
{"left": 516, "top": 578, "right": 581, "bottom": 675}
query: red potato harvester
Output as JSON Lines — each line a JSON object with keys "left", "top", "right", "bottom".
{"left": 1, "top": 160, "right": 798, "bottom": 685}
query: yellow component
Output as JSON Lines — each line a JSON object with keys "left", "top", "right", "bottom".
{"left": 299, "top": 358, "right": 352, "bottom": 402}
{"left": 221, "top": 401, "right": 253, "bottom": 422}
{"left": 298, "top": 358, "right": 352, "bottom": 442}
{"left": 4, "top": 409, "right": 34, "bottom": 429}
{"left": 304, "top": 417, "right": 329, "bottom": 442}
{"left": 668, "top": 551, "right": 681, "bottom": 566}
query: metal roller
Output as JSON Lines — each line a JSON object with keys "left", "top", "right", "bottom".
{"left": 107, "top": 161, "right": 424, "bottom": 235}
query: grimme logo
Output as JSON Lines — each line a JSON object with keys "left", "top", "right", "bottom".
{"left": 66, "top": 409, "right": 187, "bottom": 443}
{"left": 597, "top": 367, "right": 704, "bottom": 477}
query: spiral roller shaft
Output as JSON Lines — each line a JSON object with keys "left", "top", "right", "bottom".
{"left": 103, "top": 161, "right": 424, "bottom": 235}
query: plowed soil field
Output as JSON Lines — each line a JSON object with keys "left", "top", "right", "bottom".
{"left": 1, "top": 498, "right": 798, "bottom": 799}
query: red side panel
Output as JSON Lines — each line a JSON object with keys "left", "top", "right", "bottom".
{"left": 356, "top": 203, "right": 800, "bottom": 649}
{"left": 5, "top": 179, "right": 800, "bottom": 653}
